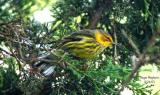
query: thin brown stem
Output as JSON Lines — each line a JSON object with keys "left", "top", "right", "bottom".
{"left": 121, "top": 30, "right": 140, "bottom": 56}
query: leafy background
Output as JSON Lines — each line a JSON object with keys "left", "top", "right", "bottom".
{"left": 0, "top": 0, "right": 160, "bottom": 95}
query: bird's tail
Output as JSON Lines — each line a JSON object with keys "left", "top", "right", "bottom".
{"left": 31, "top": 52, "right": 66, "bottom": 77}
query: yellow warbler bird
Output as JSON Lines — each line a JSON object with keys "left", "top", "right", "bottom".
{"left": 58, "top": 29, "right": 113, "bottom": 59}
{"left": 31, "top": 29, "right": 113, "bottom": 76}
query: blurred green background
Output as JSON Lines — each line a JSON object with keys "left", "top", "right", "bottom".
{"left": 0, "top": 0, "right": 160, "bottom": 95}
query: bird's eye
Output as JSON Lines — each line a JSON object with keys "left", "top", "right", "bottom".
{"left": 100, "top": 34, "right": 111, "bottom": 42}
{"left": 105, "top": 37, "right": 112, "bottom": 42}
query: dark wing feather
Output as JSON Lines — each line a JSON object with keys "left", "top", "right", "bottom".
{"left": 57, "top": 29, "right": 96, "bottom": 48}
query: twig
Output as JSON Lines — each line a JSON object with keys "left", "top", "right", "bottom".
{"left": 118, "top": 29, "right": 142, "bottom": 93}
{"left": 112, "top": 23, "right": 118, "bottom": 63}
{"left": 119, "top": 54, "right": 145, "bottom": 92}
{"left": 121, "top": 30, "right": 140, "bottom": 56}
{"left": 15, "top": 31, "right": 24, "bottom": 60}
{"left": 148, "top": 54, "right": 160, "bottom": 64}
{"left": 8, "top": 42, "right": 22, "bottom": 69}
{"left": 0, "top": 34, "right": 24, "bottom": 44}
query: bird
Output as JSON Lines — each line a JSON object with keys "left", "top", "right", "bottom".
{"left": 58, "top": 29, "right": 113, "bottom": 59}
{"left": 31, "top": 29, "right": 113, "bottom": 76}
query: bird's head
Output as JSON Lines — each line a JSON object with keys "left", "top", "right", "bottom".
{"left": 95, "top": 30, "right": 113, "bottom": 47}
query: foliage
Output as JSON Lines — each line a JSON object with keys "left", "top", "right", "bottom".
{"left": 0, "top": 57, "right": 22, "bottom": 95}
{"left": 0, "top": 0, "right": 160, "bottom": 95}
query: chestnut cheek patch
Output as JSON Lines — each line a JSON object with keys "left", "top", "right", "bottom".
{"left": 105, "top": 37, "right": 112, "bottom": 42}
{"left": 101, "top": 36, "right": 111, "bottom": 42}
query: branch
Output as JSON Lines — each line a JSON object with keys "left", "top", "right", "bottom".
{"left": 88, "top": 0, "right": 112, "bottom": 29}
{"left": 148, "top": 54, "right": 160, "bottom": 64}
{"left": 113, "top": 23, "right": 118, "bottom": 63}
{"left": 119, "top": 29, "right": 157, "bottom": 93}
{"left": 88, "top": 8, "right": 103, "bottom": 29}
{"left": 121, "top": 30, "right": 140, "bottom": 56}
{"left": 0, "top": 34, "right": 24, "bottom": 44}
